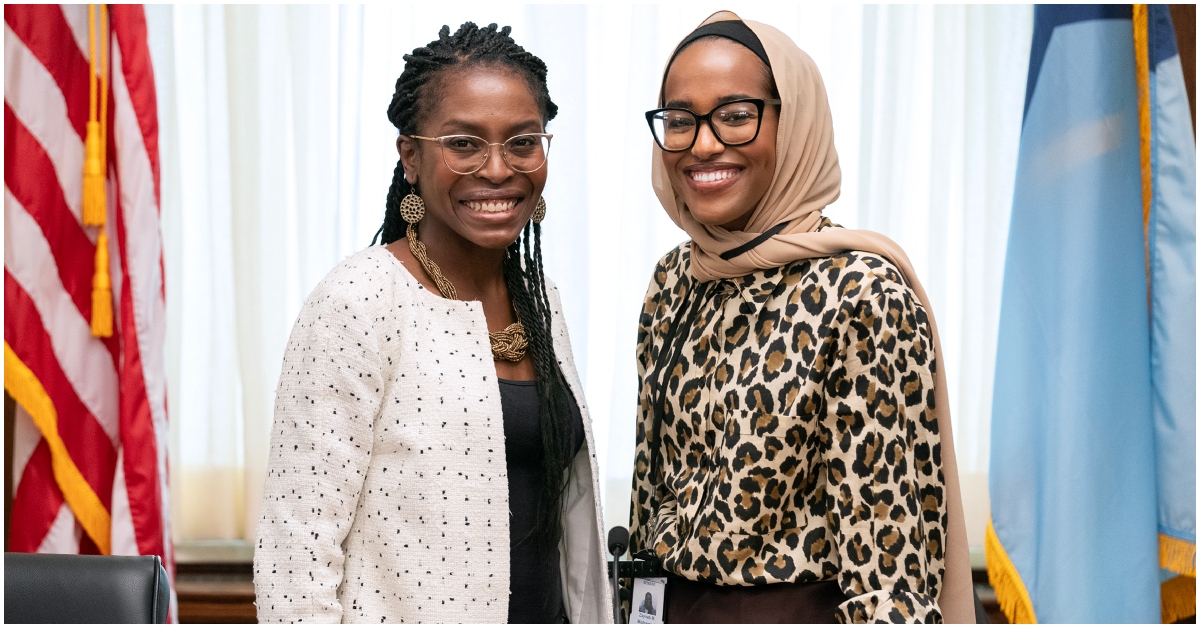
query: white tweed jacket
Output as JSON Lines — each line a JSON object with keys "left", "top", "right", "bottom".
{"left": 253, "top": 247, "right": 613, "bottom": 624}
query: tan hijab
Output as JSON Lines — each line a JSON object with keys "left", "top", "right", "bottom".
{"left": 652, "top": 11, "right": 975, "bottom": 623}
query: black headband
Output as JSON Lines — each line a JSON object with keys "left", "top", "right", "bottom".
{"left": 662, "top": 20, "right": 771, "bottom": 97}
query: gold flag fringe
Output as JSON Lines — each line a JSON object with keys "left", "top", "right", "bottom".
{"left": 4, "top": 343, "right": 112, "bottom": 554}
{"left": 1161, "top": 533, "right": 1197, "bottom": 578}
{"left": 1133, "top": 4, "right": 1153, "bottom": 311}
{"left": 985, "top": 519, "right": 1038, "bottom": 623}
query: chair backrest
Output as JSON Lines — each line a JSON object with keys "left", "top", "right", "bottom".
{"left": 4, "top": 552, "right": 170, "bottom": 624}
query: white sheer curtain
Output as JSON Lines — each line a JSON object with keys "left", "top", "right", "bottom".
{"left": 849, "top": 6, "right": 1033, "bottom": 550}
{"left": 147, "top": 4, "right": 1032, "bottom": 552}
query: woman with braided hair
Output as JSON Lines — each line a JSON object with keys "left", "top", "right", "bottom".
{"left": 626, "top": 11, "right": 976, "bottom": 623}
{"left": 254, "top": 22, "right": 611, "bottom": 623}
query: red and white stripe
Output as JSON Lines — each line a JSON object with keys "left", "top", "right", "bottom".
{"left": 4, "top": 3, "right": 173, "bottom": 610}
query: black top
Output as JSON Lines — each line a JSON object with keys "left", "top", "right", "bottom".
{"left": 498, "top": 379, "right": 586, "bottom": 624}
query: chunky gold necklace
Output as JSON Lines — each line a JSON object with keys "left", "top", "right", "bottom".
{"left": 406, "top": 222, "right": 529, "bottom": 362}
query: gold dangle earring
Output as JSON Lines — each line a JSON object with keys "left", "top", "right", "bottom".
{"left": 400, "top": 193, "right": 426, "bottom": 224}
{"left": 532, "top": 197, "right": 547, "bottom": 224}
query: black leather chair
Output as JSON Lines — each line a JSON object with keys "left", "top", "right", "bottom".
{"left": 4, "top": 552, "right": 170, "bottom": 623}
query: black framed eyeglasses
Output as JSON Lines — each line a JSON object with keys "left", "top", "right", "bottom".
{"left": 645, "top": 98, "right": 781, "bottom": 152}
{"left": 407, "top": 133, "right": 553, "bottom": 175}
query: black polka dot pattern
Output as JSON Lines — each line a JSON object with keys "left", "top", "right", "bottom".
{"left": 252, "top": 248, "right": 613, "bottom": 623}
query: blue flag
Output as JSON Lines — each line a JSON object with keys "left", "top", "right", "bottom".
{"left": 1142, "top": 4, "right": 1197, "bottom": 622}
{"left": 988, "top": 5, "right": 1195, "bottom": 623}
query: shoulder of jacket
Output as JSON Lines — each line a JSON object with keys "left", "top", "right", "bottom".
{"left": 657, "top": 240, "right": 692, "bottom": 274}
{"left": 806, "top": 224, "right": 908, "bottom": 294}
{"left": 799, "top": 249, "right": 916, "bottom": 312}
{"left": 301, "top": 247, "right": 415, "bottom": 315}
{"left": 646, "top": 240, "right": 692, "bottom": 291}
{"left": 543, "top": 273, "right": 559, "bottom": 295}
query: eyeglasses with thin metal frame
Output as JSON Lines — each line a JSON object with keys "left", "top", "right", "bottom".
{"left": 407, "top": 133, "right": 554, "bottom": 175}
{"left": 644, "top": 98, "right": 782, "bottom": 153}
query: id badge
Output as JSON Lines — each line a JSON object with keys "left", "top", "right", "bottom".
{"left": 630, "top": 577, "right": 667, "bottom": 624}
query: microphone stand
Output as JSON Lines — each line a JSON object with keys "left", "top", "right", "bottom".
{"left": 612, "top": 550, "right": 623, "bottom": 623}
{"left": 608, "top": 527, "right": 628, "bottom": 624}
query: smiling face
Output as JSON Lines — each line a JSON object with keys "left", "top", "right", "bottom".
{"left": 399, "top": 64, "right": 547, "bottom": 251}
{"left": 661, "top": 37, "right": 778, "bottom": 231}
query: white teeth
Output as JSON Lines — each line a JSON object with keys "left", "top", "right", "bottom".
{"left": 690, "top": 169, "right": 737, "bottom": 183}
{"left": 464, "top": 199, "right": 519, "bottom": 212}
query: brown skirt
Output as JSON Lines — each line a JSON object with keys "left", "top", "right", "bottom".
{"left": 664, "top": 575, "right": 848, "bottom": 624}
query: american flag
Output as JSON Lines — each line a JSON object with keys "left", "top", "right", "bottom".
{"left": 4, "top": 2, "right": 173, "bottom": 603}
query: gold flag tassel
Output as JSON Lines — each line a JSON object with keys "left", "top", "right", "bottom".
{"left": 82, "top": 4, "right": 106, "bottom": 226}
{"left": 85, "top": 5, "right": 112, "bottom": 337}
{"left": 91, "top": 227, "right": 113, "bottom": 337}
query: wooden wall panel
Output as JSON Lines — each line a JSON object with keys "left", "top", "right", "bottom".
{"left": 1170, "top": 4, "right": 1196, "bottom": 135}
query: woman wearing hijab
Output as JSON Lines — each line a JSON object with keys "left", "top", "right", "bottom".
{"left": 627, "top": 11, "right": 974, "bottom": 623}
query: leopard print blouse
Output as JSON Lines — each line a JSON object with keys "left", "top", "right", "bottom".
{"left": 629, "top": 223, "right": 947, "bottom": 623}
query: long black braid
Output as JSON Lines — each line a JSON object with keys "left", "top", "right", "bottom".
{"left": 371, "top": 22, "right": 572, "bottom": 562}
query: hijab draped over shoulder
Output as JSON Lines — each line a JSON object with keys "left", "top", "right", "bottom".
{"left": 651, "top": 10, "right": 976, "bottom": 623}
